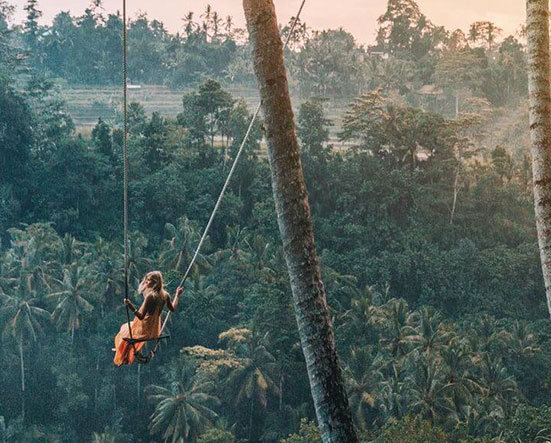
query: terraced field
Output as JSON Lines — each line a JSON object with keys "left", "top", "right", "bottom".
{"left": 60, "top": 84, "right": 350, "bottom": 145}
{"left": 61, "top": 85, "right": 258, "bottom": 126}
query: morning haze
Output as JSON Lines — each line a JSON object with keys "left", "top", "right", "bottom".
{"left": 11, "top": 0, "right": 524, "bottom": 43}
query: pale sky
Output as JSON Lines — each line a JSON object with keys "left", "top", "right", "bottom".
{"left": 10, "top": 0, "right": 524, "bottom": 45}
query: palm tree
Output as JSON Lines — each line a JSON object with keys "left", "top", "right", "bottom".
{"left": 146, "top": 362, "right": 219, "bottom": 443}
{"left": 508, "top": 320, "right": 540, "bottom": 359}
{"left": 220, "top": 328, "right": 278, "bottom": 440}
{"left": 125, "top": 232, "right": 152, "bottom": 289}
{"left": 484, "top": 22, "right": 502, "bottom": 50}
{"left": 373, "top": 57, "right": 414, "bottom": 94}
{"left": 0, "top": 255, "right": 17, "bottom": 294}
{"left": 477, "top": 354, "right": 517, "bottom": 405}
{"left": 344, "top": 347, "right": 383, "bottom": 429}
{"left": 211, "top": 11, "right": 222, "bottom": 41}
{"left": 183, "top": 12, "right": 195, "bottom": 37}
{"left": 414, "top": 307, "right": 445, "bottom": 354}
{"left": 224, "top": 16, "right": 234, "bottom": 38}
{"left": 468, "top": 23, "right": 480, "bottom": 46}
{"left": 246, "top": 234, "right": 275, "bottom": 272}
{"left": 379, "top": 363, "right": 410, "bottom": 422}
{"left": 57, "top": 233, "right": 86, "bottom": 266}
{"left": 467, "top": 315, "right": 509, "bottom": 357}
{"left": 41, "top": 233, "right": 85, "bottom": 282}
{"left": 461, "top": 397, "right": 503, "bottom": 438}
{"left": 440, "top": 338, "right": 481, "bottom": 420}
{"left": 5, "top": 232, "right": 47, "bottom": 292}
{"left": 92, "top": 237, "right": 124, "bottom": 312}
{"left": 225, "top": 226, "right": 250, "bottom": 260}
{"left": 91, "top": 432, "right": 115, "bottom": 443}
{"left": 47, "top": 264, "right": 96, "bottom": 344}
{"left": 209, "top": 226, "right": 251, "bottom": 266}
{"left": 526, "top": 0, "right": 551, "bottom": 318}
{"left": 201, "top": 5, "right": 213, "bottom": 39}
{"left": 184, "top": 277, "right": 225, "bottom": 345}
{"left": 243, "top": 1, "right": 358, "bottom": 440}
{"left": 380, "top": 299, "right": 419, "bottom": 357}
{"left": 282, "top": 17, "right": 308, "bottom": 51}
{"left": 341, "top": 285, "right": 385, "bottom": 347}
{"left": 0, "top": 274, "right": 50, "bottom": 422}
{"left": 159, "top": 217, "right": 203, "bottom": 274}
{"left": 407, "top": 353, "right": 456, "bottom": 425}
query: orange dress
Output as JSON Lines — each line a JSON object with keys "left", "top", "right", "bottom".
{"left": 113, "top": 293, "right": 166, "bottom": 366}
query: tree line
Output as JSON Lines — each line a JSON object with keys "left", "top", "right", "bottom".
{"left": 13, "top": 0, "right": 526, "bottom": 111}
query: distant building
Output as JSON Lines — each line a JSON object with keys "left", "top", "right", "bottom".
{"left": 417, "top": 84, "right": 445, "bottom": 98}
{"left": 367, "top": 50, "right": 389, "bottom": 60}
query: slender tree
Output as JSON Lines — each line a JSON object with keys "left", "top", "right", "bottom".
{"left": 526, "top": 0, "right": 551, "bottom": 317}
{"left": 159, "top": 217, "right": 203, "bottom": 273}
{"left": 47, "top": 264, "right": 95, "bottom": 345}
{"left": 0, "top": 275, "right": 49, "bottom": 422}
{"left": 242, "top": 1, "right": 358, "bottom": 441}
{"left": 221, "top": 328, "right": 278, "bottom": 440}
{"left": 23, "top": 0, "right": 42, "bottom": 52}
{"left": 344, "top": 347, "right": 383, "bottom": 429}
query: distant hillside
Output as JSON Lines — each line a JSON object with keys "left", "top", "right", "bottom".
{"left": 60, "top": 83, "right": 350, "bottom": 143}
{"left": 61, "top": 84, "right": 259, "bottom": 128}
{"left": 481, "top": 102, "right": 530, "bottom": 158}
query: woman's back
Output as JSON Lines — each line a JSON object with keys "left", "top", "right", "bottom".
{"left": 133, "top": 290, "right": 168, "bottom": 339}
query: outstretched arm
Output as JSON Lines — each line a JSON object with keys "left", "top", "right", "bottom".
{"left": 166, "top": 287, "right": 184, "bottom": 312}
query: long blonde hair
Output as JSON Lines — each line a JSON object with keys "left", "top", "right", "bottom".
{"left": 139, "top": 271, "right": 169, "bottom": 300}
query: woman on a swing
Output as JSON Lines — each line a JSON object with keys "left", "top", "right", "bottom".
{"left": 113, "top": 271, "right": 183, "bottom": 366}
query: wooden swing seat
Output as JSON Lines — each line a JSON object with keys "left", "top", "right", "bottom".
{"left": 122, "top": 335, "right": 170, "bottom": 345}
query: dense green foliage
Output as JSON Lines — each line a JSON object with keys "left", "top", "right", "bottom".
{"left": 0, "top": 1, "right": 543, "bottom": 442}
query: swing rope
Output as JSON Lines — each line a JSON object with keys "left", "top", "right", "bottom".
{"left": 122, "top": 0, "right": 308, "bottom": 363}
{"left": 122, "top": 0, "right": 133, "bottom": 344}
{"left": 121, "top": 0, "right": 150, "bottom": 364}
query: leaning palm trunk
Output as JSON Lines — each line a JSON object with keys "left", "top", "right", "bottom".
{"left": 243, "top": 1, "right": 358, "bottom": 441}
{"left": 526, "top": 0, "right": 551, "bottom": 317}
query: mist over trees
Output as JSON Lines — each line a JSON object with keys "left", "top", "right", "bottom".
{"left": 0, "top": 0, "right": 544, "bottom": 442}
{"left": 8, "top": 0, "right": 526, "bottom": 108}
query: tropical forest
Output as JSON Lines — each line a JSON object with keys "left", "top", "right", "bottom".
{"left": 0, "top": 0, "right": 548, "bottom": 442}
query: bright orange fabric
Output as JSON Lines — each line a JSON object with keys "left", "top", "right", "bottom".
{"left": 113, "top": 296, "right": 163, "bottom": 366}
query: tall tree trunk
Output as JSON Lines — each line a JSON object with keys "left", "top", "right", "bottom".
{"left": 19, "top": 341, "right": 25, "bottom": 422}
{"left": 526, "top": 0, "right": 551, "bottom": 317}
{"left": 243, "top": 1, "right": 358, "bottom": 441}
{"left": 455, "top": 91, "right": 460, "bottom": 117}
{"left": 175, "top": 250, "right": 184, "bottom": 272}
{"left": 249, "top": 397, "right": 254, "bottom": 441}
{"left": 279, "top": 369, "right": 283, "bottom": 411}
{"left": 94, "top": 356, "right": 99, "bottom": 415}
{"left": 450, "top": 155, "right": 461, "bottom": 225}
